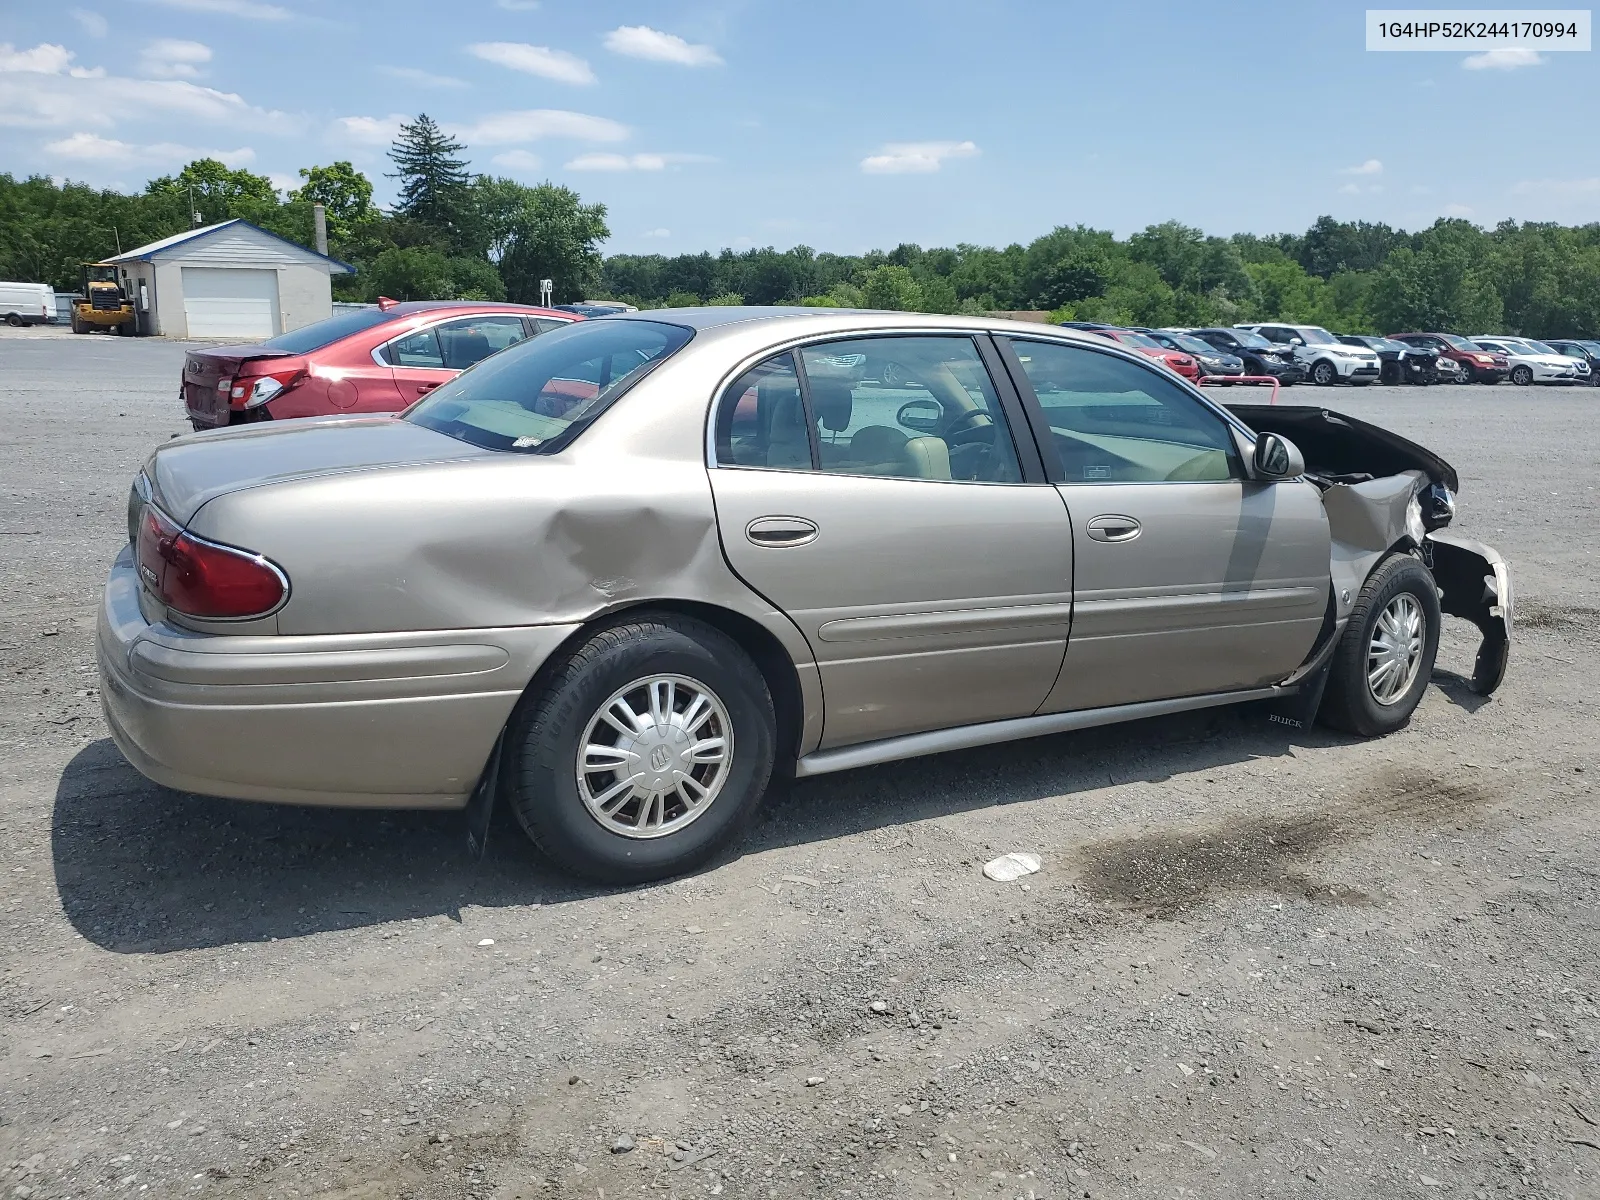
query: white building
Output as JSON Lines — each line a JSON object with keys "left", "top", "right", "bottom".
{"left": 102, "top": 219, "right": 353, "bottom": 340}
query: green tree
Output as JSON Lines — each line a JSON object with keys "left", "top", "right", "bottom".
{"left": 491, "top": 181, "right": 610, "bottom": 304}
{"left": 388, "top": 114, "right": 474, "bottom": 251}
{"left": 860, "top": 264, "right": 923, "bottom": 311}
{"left": 145, "top": 158, "right": 279, "bottom": 227}
{"left": 290, "top": 162, "right": 377, "bottom": 244}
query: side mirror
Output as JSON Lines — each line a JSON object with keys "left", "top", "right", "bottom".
{"left": 1253, "top": 432, "right": 1305, "bottom": 479}
{"left": 896, "top": 397, "right": 942, "bottom": 435}
{"left": 1288, "top": 336, "right": 1305, "bottom": 346}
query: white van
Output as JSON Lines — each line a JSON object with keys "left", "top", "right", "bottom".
{"left": 0, "top": 281, "right": 56, "bottom": 327}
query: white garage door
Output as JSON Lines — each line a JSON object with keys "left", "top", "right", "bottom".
{"left": 181, "top": 267, "right": 280, "bottom": 339}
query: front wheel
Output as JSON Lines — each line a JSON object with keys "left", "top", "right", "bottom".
{"left": 1311, "top": 360, "right": 1339, "bottom": 386}
{"left": 1380, "top": 361, "right": 1402, "bottom": 386}
{"left": 1319, "top": 554, "right": 1441, "bottom": 736}
{"left": 1510, "top": 365, "right": 1533, "bottom": 386}
{"left": 1456, "top": 362, "right": 1476, "bottom": 385}
{"left": 507, "top": 614, "right": 776, "bottom": 884}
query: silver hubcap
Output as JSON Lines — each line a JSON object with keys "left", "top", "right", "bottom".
{"left": 576, "top": 674, "right": 733, "bottom": 839}
{"left": 1367, "top": 593, "right": 1425, "bottom": 706}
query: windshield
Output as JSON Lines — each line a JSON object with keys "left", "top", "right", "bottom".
{"left": 1115, "top": 331, "right": 1161, "bottom": 348}
{"left": 1300, "top": 327, "right": 1339, "bottom": 345}
{"left": 257, "top": 307, "right": 396, "bottom": 353}
{"left": 1171, "top": 334, "right": 1217, "bottom": 355}
{"left": 1441, "top": 334, "right": 1481, "bottom": 350}
{"left": 1221, "top": 328, "right": 1272, "bottom": 349}
{"left": 405, "top": 318, "right": 692, "bottom": 453}
{"left": 1579, "top": 341, "right": 1600, "bottom": 354}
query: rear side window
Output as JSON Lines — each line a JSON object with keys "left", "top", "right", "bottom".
{"left": 405, "top": 319, "right": 692, "bottom": 453}
{"left": 385, "top": 327, "right": 445, "bottom": 368}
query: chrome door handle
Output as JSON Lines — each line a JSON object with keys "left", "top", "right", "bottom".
{"left": 745, "top": 516, "right": 818, "bottom": 547}
{"left": 1085, "top": 514, "right": 1141, "bottom": 543}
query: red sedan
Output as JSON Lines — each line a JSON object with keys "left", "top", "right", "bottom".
{"left": 1085, "top": 328, "right": 1199, "bottom": 380}
{"left": 181, "top": 300, "right": 581, "bottom": 430}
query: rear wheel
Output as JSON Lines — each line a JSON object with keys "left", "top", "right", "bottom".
{"left": 507, "top": 614, "right": 776, "bottom": 884}
{"left": 4, "top": 313, "right": 22, "bottom": 328}
{"left": 1319, "top": 554, "right": 1441, "bottom": 737}
{"left": 1510, "top": 365, "right": 1533, "bottom": 386}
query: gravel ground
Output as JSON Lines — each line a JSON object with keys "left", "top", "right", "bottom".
{"left": 2, "top": 328, "right": 1598, "bottom": 1200}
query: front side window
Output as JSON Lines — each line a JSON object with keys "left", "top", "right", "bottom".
{"left": 406, "top": 318, "right": 692, "bottom": 453}
{"left": 1007, "top": 339, "right": 1241, "bottom": 484}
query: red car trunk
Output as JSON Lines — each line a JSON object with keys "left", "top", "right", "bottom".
{"left": 183, "top": 347, "right": 297, "bottom": 428}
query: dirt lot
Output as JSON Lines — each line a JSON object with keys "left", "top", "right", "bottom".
{"left": 1, "top": 329, "right": 1598, "bottom": 1200}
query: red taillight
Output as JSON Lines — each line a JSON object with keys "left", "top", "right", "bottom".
{"left": 135, "top": 505, "right": 287, "bottom": 620}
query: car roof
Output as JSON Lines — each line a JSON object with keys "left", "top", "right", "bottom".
{"left": 606, "top": 306, "right": 1128, "bottom": 343}
{"left": 385, "top": 300, "right": 574, "bottom": 317}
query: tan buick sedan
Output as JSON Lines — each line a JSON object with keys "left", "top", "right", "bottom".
{"left": 100, "top": 309, "right": 1511, "bottom": 882}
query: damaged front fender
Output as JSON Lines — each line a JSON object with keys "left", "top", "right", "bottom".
{"left": 1425, "top": 531, "right": 1513, "bottom": 696}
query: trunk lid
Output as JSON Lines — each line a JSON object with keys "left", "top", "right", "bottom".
{"left": 146, "top": 416, "right": 494, "bottom": 525}
{"left": 182, "top": 345, "right": 297, "bottom": 427}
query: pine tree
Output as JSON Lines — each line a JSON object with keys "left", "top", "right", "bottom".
{"left": 388, "top": 114, "right": 473, "bottom": 249}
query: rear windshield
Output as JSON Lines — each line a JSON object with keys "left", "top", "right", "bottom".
{"left": 257, "top": 306, "right": 395, "bottom": 353}
{"left": 405, "top": 318, "right": 692, "bottom": 453}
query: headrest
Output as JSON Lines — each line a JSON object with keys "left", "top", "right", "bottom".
{"left": 850, "top": 424, "right": 909, "bottom": 463}
{"left": 807, "top": 375, "right": 854, "bottom": 432}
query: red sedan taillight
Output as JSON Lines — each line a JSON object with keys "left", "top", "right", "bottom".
{"left": 135, "top": 506, "right": 287, "bottom": 620}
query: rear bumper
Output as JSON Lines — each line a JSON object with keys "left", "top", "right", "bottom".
{"left": 96, "top": 547, "right": 579, "bottom": 809}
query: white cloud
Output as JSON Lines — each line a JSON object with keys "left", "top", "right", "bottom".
{"left": 1338, "top": 183, "right": 1360, "bottom": 195}
{"left": 468, "top": 42, "right": 594, "bottom": 85}
{"left": 860, "top": 140, "right": 979, "bottom": 175}
{"left": 71, "top": 10, "right": 109, "bottom": 37}
{"left": 450, "top": 109, "right": 627, "bottom": 145}
{"left": 490, "top": 149, "right": 541, "bottom": 171}
{"left": 603, "top": 25, "right": 722, "bottom": 67}
{"left": 641, "top": 227, "right": 670, "bottom": 238}
{"left": 564, "top": 151, "right": 711, "bottom": 171}
{"left": 0, "top": 43, "right": 77, "bottom": 73}
{"left": 1444, "top": 203, "right": 1474, "bottom": 216}
{"left": 333, "top": 113, "right": 408, "bottom": 145}
{"left": 0, "top": 43, "right": 290, "bottom": 132}
{"left": 377, "top": 65, "right": 467, "bottom": 89}
{"left": 142, "top": 0, "right": 292, "bottom": 18}
{"left": 44, "top": 130, "right": 255, "bottom": 168}
{"left": 140, "top": 38, "right": 212, "bottom": 79}
{"left": 1339, "top": 158, "right": 1382, "bottom": 176}
{"left": 1462, "top": 48, "right": 1545, "bottom": 69}
{"left": 267, "top": 170, "right": 297, "bottom": 192}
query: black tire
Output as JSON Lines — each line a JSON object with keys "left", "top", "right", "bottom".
{"left": 1456, "top": 362, "right": 1476, "bottom": 385}
{"left": 1510, "top": 365, "right": 1533, "bottom": 386}
{"left": 1380, "top": 360, "right": 1402, "bottom": 386}
{"left": 1311, "top": 359, "right": 1338, "bottom": 386}
{"left": 506, "top": 613, "right": 776, "bottom": 884}
{"left": 1319, "top": 554, "right": 1442, "bottom": 737}
{"left": 70, "top": 313, "right": 88, "bottom": 334}
{"left": 4, "top": 313, "right": 23, "bottom": 328}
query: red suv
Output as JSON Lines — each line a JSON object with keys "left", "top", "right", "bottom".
{"left": 1387, "top": 333, "right": 1508, "bottom": 384}
{"left": 182, "top": 301, "right": 580, "bottom": 430}
{"left": 1085, "top": 328, "right": 1200, "bottom": 379}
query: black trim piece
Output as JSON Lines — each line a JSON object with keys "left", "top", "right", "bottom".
{"left": 976, "top": 334, "right": 1046, "bottom": 485}
{"left": 992, "top": 336, "right": 1064, "bottom": 482}
{"left": 789, "top": 349, "right": 824, "bottom": 472}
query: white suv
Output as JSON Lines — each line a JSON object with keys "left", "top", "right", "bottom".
{"left": 1236, "top": 323, "right": 1382, "bottom": 386}
{"left": 1468, "top": 335, "right": 1592, "bottom": 386}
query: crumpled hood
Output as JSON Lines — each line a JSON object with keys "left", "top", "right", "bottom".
{"left": 146, "top": 415, "right": 493, "bottom": 525}
{"left": 1224, "top": 404, "right": 1459, "bottom": 492}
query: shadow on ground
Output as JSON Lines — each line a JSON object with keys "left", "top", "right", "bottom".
{"left": 53, "top": 700, "right": 1376, "bottom": 954}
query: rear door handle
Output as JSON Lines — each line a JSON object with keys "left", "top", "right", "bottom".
{"left": 1086, "top": 514, "right": 1141, "bottom": 543}
{"left": 416, "top": 382, "right": 440, "bottom": 395}
{"left": 745, "top": 516, "right": 818, "bottom": 547}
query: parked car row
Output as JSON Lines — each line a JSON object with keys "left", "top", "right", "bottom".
{"left": 1062, "top": 318, "right": 1599, "bottom": 387}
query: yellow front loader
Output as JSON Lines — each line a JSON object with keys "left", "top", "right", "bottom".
{"left": 71, "top": 264, "right": 135, "bottom": 335}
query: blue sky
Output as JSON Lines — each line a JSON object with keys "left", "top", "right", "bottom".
{"left": 2, "top": 0, "right": 1597, "bottom": 254}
